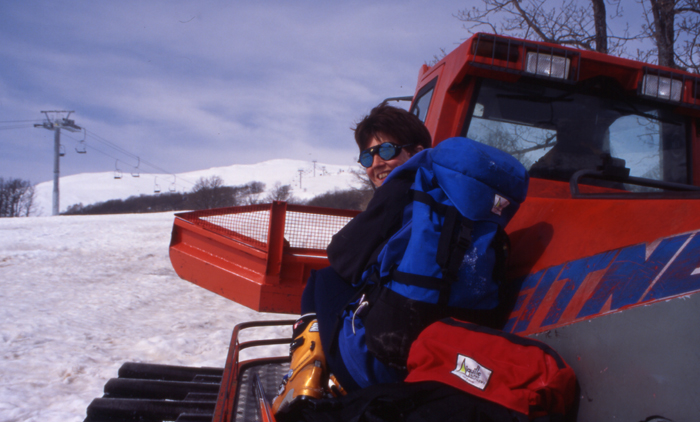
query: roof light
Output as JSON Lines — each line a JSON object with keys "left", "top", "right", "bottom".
{"left": 641, "top": 74, "right": 683, "bottom": 102}
{"left": 526, "top": 52, "right": 570, "bottom": 79}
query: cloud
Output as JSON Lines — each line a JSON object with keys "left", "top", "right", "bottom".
{"left": 0, "top": 0, "right": 469, "bottom": 184}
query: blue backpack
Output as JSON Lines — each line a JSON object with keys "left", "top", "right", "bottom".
{"left": 330, "top": 137, "right": 529, "bottom": 388}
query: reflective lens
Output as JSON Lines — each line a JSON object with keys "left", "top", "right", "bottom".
{"left": 525, "top": 52, "right": 570, "bottom": 79}
{"left": 358, "top": 143, "right": 414, "bottom": 168}
{"left": 641, "top": 74, "right": 683, "bottom": 101}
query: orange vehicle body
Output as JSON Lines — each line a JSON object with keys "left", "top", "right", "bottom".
{"left": 170, "top": 33, "right": 700, "bottom": 327}
{"left": 166, "top": 33, "right": 700, "bottom": 421}
{"left": 170, "top": 202, "right": 359, "bottom": 314}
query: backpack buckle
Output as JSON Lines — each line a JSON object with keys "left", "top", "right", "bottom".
{"left": 351, "top": 294, "right": 369, "bottom": 335}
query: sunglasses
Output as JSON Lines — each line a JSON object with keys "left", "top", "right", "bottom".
{"left": 358, "top": 143, "right": 415, "bottom": 168}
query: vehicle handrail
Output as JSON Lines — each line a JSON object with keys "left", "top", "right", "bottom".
{"left": 569, "top": 169, "right": 700, "bottom": 199}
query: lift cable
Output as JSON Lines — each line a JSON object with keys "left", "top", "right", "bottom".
{"left": 82, "top": 129, "right": 197, "bottom": 187}
{"left": 0, "top": 124, "right": 36, "bottom": 131}
{"left": 59, "top": 131, "right": 194, "bottom": 191}
{"left": 0, "top": 119, "right": 44, "bottom": 124}
{"left": 4, "top": 117, "right": 197, "bottom": 190}
{"left": 85, "top": 129, "right": 141, "bottom": 162}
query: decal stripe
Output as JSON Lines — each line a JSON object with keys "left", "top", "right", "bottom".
{"left": 542, "top": 251, "right": 616, "bottom": 327}
{"left": 643, "top": 233, "right": 700, "bottom": 300}
{"left": 514, "top": 265, "right": 564, "bottom": 333}
{"left": 507, "top": 230, "right": 700, "bottom": 335}
{"left": 528, "top": 277, "right": 568, "bottom": 330}
{"left": 575, "top": 234, "right": 691, "bottom": 319}
{"left": 641, "top": 233, "right": 695, "bottom": 300}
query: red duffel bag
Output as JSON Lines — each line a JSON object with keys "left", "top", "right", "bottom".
{"left": 405, "top": 318, "right": 577, "bottom": 420}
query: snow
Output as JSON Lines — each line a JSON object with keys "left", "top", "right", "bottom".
{"left": 0, "top": 212, "right": 297, "bottom": 422}
{"left": 33, "top": 158, "right": 364, "bottom": 216}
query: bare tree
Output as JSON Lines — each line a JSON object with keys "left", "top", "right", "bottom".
{"left": 455, "top": 0, "right": 700, "bottom": 73}
{"left": 675, "top": 0, "right": 700, "bottom": 70}
{"left": 641, "top": 0, "right": 678, "bottom": 67}
{"left": 190, "top": 175, "right": 232, "bottom": 210}
{"left": 264, "top": 182, "right": 295, "bottom": 203}
{"left": 0, "top": 178, "right": 36, "bottom": 217}
{"left": 349, "top": 168, "right": 377, "bottom": 210}
{"left": 455, "top": 0, "right": 629, "bottom": 55}
{"left": 192, "top": 175, "right": 225, "bottom": 192}
{"left": 349, "top": 168, "right": 376, "bottom": 190}
{"left": 20, "top": 184, "right": 35, "bottom": 217}
{"left": 237, "top": 181, "right": 266, "bottom": 205}
{"left": 639, "top": 0, "right": 700, "bottom": 71}
{"left": 478, "top": 125, "right": 558, "bottom": 169}
{"left": 592, "top": 0, "right": 609, "bottom": 53}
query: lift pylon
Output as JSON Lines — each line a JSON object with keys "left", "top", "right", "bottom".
{"left": 34, "top": 110, "right": 82, "bottom": 216}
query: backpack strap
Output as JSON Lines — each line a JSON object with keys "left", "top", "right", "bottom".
{"left": 328, "top": 173, "right": 414, "bottom": 286}
{"left": 400, "top": 190, "right": 475, "bottom": 306}
{"left": 491, "top": 226, "right": 510, "bottom": 284}
{"left": 412, "top": 189, "right": 447, "bottom": 213}
{"left": 437, "top": 207, "right": 474, "bottom": 284}
{"left": 391, "top": 269, "right": 452, "bottom": 307}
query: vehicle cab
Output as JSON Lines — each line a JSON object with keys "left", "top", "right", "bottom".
{"left": 412, "top": 33, "right": 700, "bottom": 194}
{"left": 410, "top": 33, "right": 700, "bottom": 422}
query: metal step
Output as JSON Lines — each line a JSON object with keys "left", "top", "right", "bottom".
{"left": 118, "top": 362, "right": 223, "bottom": 382}
{"left": 103, "top": 378, "right": 220, "bottom": 400}
{"left": 85, "top": 397, "right": 215, "bottom": 421}
{"left": 175, "top": 415, "right": 215, "bottom": 422}
{"left": 84, "top": 362, "right": 223, "bottom": 422}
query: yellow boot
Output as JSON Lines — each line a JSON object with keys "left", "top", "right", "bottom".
{"left": 272, "top": 314, "right": 328, "bottom": 416}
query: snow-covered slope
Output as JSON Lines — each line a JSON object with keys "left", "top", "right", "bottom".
{"left": 33, "top": 159, "right": 364, "bottom": 216}
{"left": 0, "top": 212, "right": 294, "bottom": 422}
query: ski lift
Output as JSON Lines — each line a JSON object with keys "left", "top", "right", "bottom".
{"left": 114, "top": 160, "right": 123, "bottom": 179}
{"left": 169, "top": 175, "right": 177, "bottom": 193}
{"left": 59, "top": 144, "right": 66, "bottom": 157}
{"left": 153, "top": 177, "right": 161, "bottom": 194}
{"left": 131, "top": 157, "right": 140, "bottom": 178}
{"left": 75, "top": 128, "right": 87, "bottom": 154}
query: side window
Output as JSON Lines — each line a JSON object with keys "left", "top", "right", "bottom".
{"left": 607, "top": 111, "right": 686, "bottom": 183}
{"left": 462, "top": 78, "right": 689, "bottom": 187}
{"left": 411, "top": 78, "right": 437, "bottom": 122}
{"left": 467, "top": 103, "right": 556, "bottom": 170}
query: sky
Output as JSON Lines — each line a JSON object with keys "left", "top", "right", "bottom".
{"left": 0, "top": 0, "right": 475, "bottom": 185}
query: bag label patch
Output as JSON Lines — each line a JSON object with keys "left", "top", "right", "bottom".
{"left": 491, "top": 194, "right": 510, "bottom": 216}
{"left": 451, "top": 354, "right": 492, "bottom": 390}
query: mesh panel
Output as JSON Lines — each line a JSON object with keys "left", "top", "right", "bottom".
{"left": 177, "top": 204, "right": 358, "bottom": 253}
{"left": 284, "top": 210, "right": 355, "bottom": 250}
{"left": 200, "top": 209, "right": 271, "bottom": 249}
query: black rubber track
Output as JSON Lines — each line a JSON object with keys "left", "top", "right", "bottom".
{"left": 84, "top": 362, "right": 223, "bottom": 422}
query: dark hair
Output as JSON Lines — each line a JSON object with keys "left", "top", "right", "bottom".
{"left": 353, "top": 102, "right": 432, "bottom": 153}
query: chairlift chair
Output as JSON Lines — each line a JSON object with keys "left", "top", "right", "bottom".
{"left": 76, "top": 128, "right": 87, "bottom": 154}
{"left": 154, "top": 177, "right": 161, "bottom": 193}
{"left": 114, "top": 160, "right": 123, "bottom": 180}
{"left": 59, "top": 144, "right": 66, "bottom": 157}
{"left": 131, "top": 157, "right": 140, "bottom": 178}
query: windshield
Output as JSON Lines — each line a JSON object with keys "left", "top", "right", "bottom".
{"left": 464, "top": 78, "right": 689, "bottom": 189}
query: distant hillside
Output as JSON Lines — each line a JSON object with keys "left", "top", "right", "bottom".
{"left": 34, "top": 159, "right": 365, "bottom": 216}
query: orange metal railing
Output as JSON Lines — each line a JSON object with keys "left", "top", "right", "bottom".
{"left": 169, "top": 202, "right": 359, "bottom": 314}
